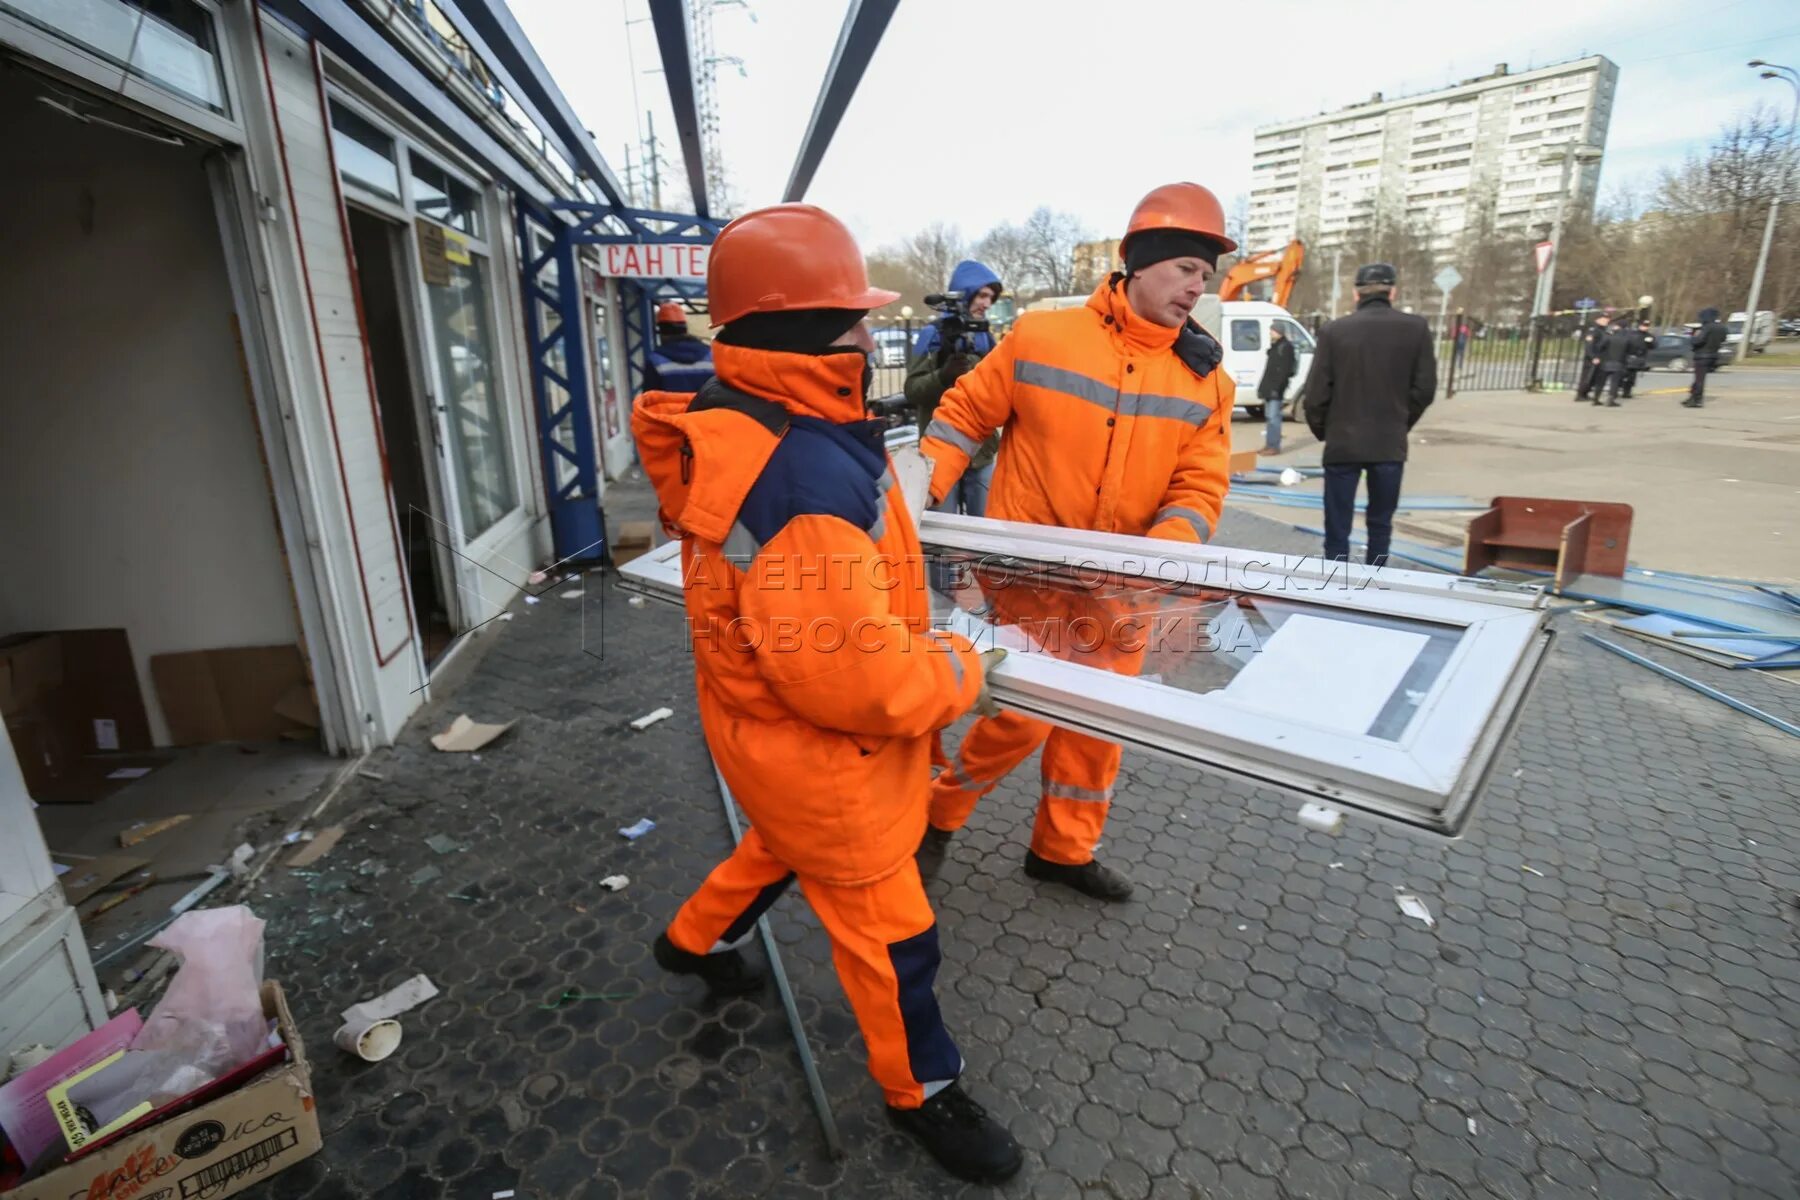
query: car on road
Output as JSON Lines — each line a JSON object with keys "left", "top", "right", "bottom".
{"left": 1646, "top": 332, "right": 1736, "bottom": 372}
{"left": 871, "top": 327, "right": 910, "bottom": 368}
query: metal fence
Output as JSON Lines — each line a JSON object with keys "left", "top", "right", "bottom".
{"left": 872, "top": 311, "right": 1651, "bottom": 405}
{"left": 868, "top": 318, "right": 929, "bottom": 405}
{"left": 1425, "top": 314, "right": 1608, "bottom": 396}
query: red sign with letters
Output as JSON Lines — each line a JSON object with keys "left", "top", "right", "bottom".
{"left": 597, "top": 243, "right": 709, "bottom": 279}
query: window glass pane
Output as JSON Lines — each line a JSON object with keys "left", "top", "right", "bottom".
{"left": 929, "top": 552, "right": 1463, "bottom": 742}
{"left": 1274, "top": 319, "right": 1314, "bottom": 352}
{"left": 411, "top": 154, "right": 482, "bottom": 237}
{"left": 1230, "top": 319, "right": 1262, "bottom": 352}
{"left": 4, "top": 0, "right": 227, "bottom": 114}
{"left": 428, "top": 256, "right": 518, "bottom": 537}
{"left": 329, "top": 102, "right": 400, "bottom": 200}
{"left": 592, "top": 297, "right": 622, "bottom": 441}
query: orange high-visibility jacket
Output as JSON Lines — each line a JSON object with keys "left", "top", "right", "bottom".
{"left": 921, "top": 278, "right": 1234, "bottom": 543}
{"left": 633, "top": 342, "right": 984, "bottom": 886}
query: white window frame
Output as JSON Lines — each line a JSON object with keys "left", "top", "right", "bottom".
{"left": 0, "top": 0, "right": 243, "bottom": 143}
{"left": 325, "top": 83, "right": 529, "bottom": 558}
{"left": 617, "top": 514, "right": 1550, "bottom": 836}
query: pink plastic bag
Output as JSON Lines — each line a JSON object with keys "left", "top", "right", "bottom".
{"left": 127, "top": 906, "right": 267, "bottom": 1103}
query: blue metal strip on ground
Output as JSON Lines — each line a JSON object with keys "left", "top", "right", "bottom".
{"left": 1286, "top": 525, "right": 1467, "bottom": 573}
{"left": 1559, "top": 574, "right": 1800, "bottom": 640}
{"left": 1755, "top": 585, "right": 1800, "bottom": 612}
{"left": 1231, "top": 488, "right": 1483, "bottom": 511}
{"left": 1581, "top": 633, "right": 1800, "bottom": 738}
{"left": 709, "top": 764, "right": 843, "bottom": 1158}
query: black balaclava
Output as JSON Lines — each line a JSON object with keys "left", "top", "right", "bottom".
{"left": 1123, "top": 229, "right": 1227, "bottom": 276}
{"left": 1699, "top": 307, "right": 1720, "bottom": 324}
{"left": 715, "top": 308, "right": 873, "bottom": 401}
{"left": 715, "top": 308, "right": 866, "bottom": 353}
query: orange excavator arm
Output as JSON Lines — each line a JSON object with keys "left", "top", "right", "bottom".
{"left": 1216, "top": 239, "right": 1305, "bottom": 307}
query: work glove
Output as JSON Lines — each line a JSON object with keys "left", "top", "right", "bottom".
{"left": 938, "top": 354, "right": 978, "bottom": 387}
{"left": 972, "top": 647, "right": 1008, "bottom": 718}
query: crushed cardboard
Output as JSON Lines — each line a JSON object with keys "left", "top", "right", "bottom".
{"left": 150, "top": 645, "right": 310, "bottom": 746}
{"left": 430, "top": 714, "right": 514, "bottom": 753}
{"left": 53, "top": 855, "right": 150, "bottom": 907}
{"left": 118, "top": 815, "right": 191, "bottom": 848}
{"left": 285, "top": 826, "right": 343, "bottom": 868}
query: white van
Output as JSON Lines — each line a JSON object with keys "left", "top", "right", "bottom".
{"left": 1727, "top": 310, "right": 1775, "bottom": 356}
{"left": 1191, "top": 298, "right": 1316, "bottom": 418}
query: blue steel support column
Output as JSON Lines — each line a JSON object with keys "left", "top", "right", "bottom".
{"left": 516, "top": 198, "right": 606, "bottom": 563}
{"left": 621, "top": 280, "right": 652, "bottom": 400}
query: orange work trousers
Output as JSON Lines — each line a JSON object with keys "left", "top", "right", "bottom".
{"left": 927, "top": 714, "right": 1122, "bottom": 865}
{"left": 665, "top": 826, "right": 962, "bottom": 1109}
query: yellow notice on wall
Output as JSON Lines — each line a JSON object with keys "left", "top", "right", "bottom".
{"left": 443, "top": 230, "right": 471, "bottom": 266}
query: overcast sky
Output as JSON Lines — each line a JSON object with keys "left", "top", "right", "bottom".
{"left": 511, "top": 0, "right": 1800, "bottom": 251}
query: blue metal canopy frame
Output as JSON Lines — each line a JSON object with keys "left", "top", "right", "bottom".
{"left": 516, "top": 201, "right": 721, "bottom": 562}
{"left": 647, "top": 0, "right": 710, "bottom": 219}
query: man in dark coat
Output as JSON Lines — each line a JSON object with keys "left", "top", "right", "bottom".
{"left": 1621, "top": 319, "right": 1654, "bottom": 398}
{"left": 1684, "top": 308, "right": 1727, "bottom": 408}
{"left": 1303, "top": 263, "right": 1437, "bottom": 565}
{"left": 1574, "top": 314, "right": 1612, "bottom": 401}
{"left": 1594, "top": 321, "right": 1632, "bottom": 407}
{"left": 1256, "top": 324, "right": 1298, "bottom": 455}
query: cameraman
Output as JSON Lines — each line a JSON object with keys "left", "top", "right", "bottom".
{"left": 906, "top": 261, "right": 1002, "bottom": 516}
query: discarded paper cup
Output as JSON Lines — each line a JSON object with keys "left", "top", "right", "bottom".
{"left": 334, "top": 1017, "right": 402, "bottom": 1062}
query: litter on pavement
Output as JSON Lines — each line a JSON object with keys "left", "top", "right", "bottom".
{"left": 430, "top": 714, "right": 515, "bottom": 752}
{"left": 1296, "top": 803, "right": 1343, "bottom": 833}
{"left": 630, "top": 706, "right": 674, "bottom": 731}
{"left": 619, "top": 819, "right": 655, "bottom": 840}
{"left": 599, "top": 875, "right": 629, "bottom": 891}
{"left": 1394, "top": 893, "right": 1436, "bottom": 928}
{"left": 288, "top": 825, "right": 344, "bottom": 868}
{"left": 335, "top": 974, "right": 439, "bottom": 1062}
{"left": 424, "top": 834, "right": 465, "bottom": 855}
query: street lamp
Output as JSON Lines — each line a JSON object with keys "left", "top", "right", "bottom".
{"left": 1533, "top": 141, "right": 1604, "bottom": 319}
{"left": 1738, "top": 62, "right": 1798, "bottom": 359}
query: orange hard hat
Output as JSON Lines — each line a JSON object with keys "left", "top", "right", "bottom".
{"left": 1123, "top": 182, "right": 1237, "bottom": 255}
{"left": 655, "top": 301, "right": 687, "bottom": 324}
{"left": 706, "top": 203, "right": 899, "bottom": 327}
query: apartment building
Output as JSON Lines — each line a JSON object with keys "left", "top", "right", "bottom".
{"left": 1247, "top": 56, "right": 1618, "bottom": 259}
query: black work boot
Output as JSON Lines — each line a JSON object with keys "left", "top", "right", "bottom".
{"left": 653, "top": 932, "right": 764, "bottom": 996}
{"left": 887, "top": 1083, "right": 1023, "bottom": 1184}
{"left": 1024, "top": 850, "right": 1134, "bottom": 901}
{"left": 915, "top": 825, "right": 954, "bottom": 880}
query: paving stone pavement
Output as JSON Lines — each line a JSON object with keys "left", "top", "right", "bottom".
{"left": 246, "top": 487, "right": 1800, "bottom": 1200}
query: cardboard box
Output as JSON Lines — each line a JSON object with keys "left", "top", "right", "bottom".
{"left": 1, "top": 981, "right": 321, "bottom": 1200}
{"left": 0, "top": 634, "right": 62, "bottom": 718}
{"left": 3, "top": 630, "right": 156, "bottom": 803}
{"left": 150, "top": 646, "right": 309, "bottom": 746}
{"left": 3, "top": 711, "right": 73, "bottom": 797}
{"left": 612, "top": 520, "right": 656, "bottom": 567}
{"left": 57, "top": 630, "right": 153, "bottom": 755}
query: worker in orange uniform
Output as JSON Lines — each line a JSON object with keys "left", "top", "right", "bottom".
{"left": 631, "top": 204, "right": 1022, "bottom": 1185}
{"left": 642, "top": 300, "right": 713, "bottom": 393}
{"left": 916, "top": 183, "right": 1236, "bottom": 902}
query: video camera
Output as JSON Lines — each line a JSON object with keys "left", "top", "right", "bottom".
{"left": 922, "top": 290, "right": 990, "bottom": 365}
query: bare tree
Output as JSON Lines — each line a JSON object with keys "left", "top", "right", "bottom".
{"left": 1226, "top": 192, "right": 1251, "bottom": 253}
{"left": 1017, "top": 207, "right": 1091, "bottom": 298}
{"left": 973, "top": 222, "right": 1038, "bottom": 300}
{"left": 896, "top": 222, "right": 968, "bottom": 296}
